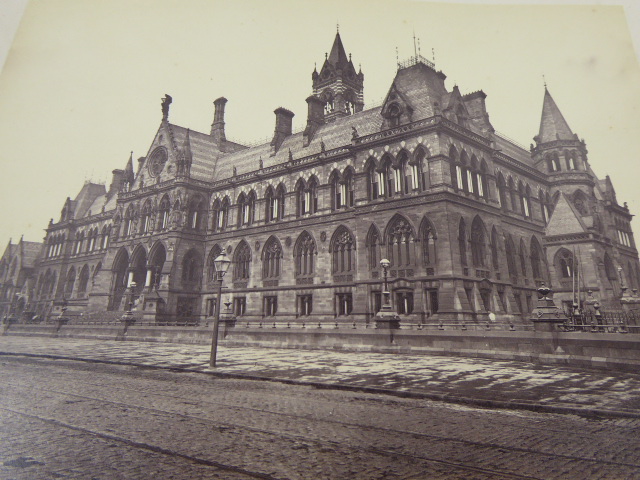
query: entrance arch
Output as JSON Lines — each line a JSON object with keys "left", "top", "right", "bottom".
{"left": 110, "top": 248, "right": 129, "bottom": 310}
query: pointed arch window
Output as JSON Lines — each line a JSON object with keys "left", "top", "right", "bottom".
{"left": 233, "top": 242, "right": 251, "bottom": 282}
{"left": 470, "top": 218, "right": 486, "bottom": 267}
{"left": 458, "top": 220, "right": 467, "bottom": 267}
{"left": 77, "top": 265, "right": 90, "bottom": 297}
{"left": 556, "top": 249, "right": 574, "bottom": 279}
{"left": 123, "top": 206, "right": 135, "bottom": 237}
{"left": 519, "top": 240, "right": 528, "bottom": 277}
{"left": 387, "top": 217, "right": 416, "bottom": 267}
{"left": 294, "top": 232, "right": 317, "bottom": 278}
{"left": 367, "top": 227, "right": 382, "bottom": 270}
{"left": 505, "top": 236, "right": 518, "bottom": 279}
{"left": 158, "top": 196, "right": 170, "bottom": 231}
{"left": 497, "top": 174, "right": 507, "bottom": 210}
{"left": 213, "top": 198, "right": 229, "bottom": 232}
{"left": 420, "top": 219, "right": 436, "bottom": 266}
{"left": 367, "top": 159, "right": 381, "bottom": 200}
{"left": 262, "top": 237, "right": 282, "bottom": 280}
{"left": 331, "top": 227, "right": 355, "bottom": 274}
{"left": 181, "top": 250, "right": 203, "bottom": 288}
{"left": 491, "top": 228, "right": 499, "bottom": 270}
{"left": 207, "top": 245, "right": 223, "bottom": 282}
{"left": 530, "top": 237, "right": 543, "bottom": 280}
{"left": 64, "top": 267, "right": 76, "bottom": 297}
{"left": 548, "top": 153, "right": 561, "bottom": 172}
{"left": 141, "top": 201, "right": 153, "bottom": 234}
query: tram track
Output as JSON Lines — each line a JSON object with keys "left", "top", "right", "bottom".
{"left": 3, "top": 360, "right": 640, "bottom": 479}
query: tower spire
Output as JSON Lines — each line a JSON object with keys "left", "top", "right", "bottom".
{"left": 537, "top": 88, "right": 575, "bottom": 144}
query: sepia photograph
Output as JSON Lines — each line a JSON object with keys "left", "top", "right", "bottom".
{"left": 1, "top": 0, "right": 640, "bottom": 478}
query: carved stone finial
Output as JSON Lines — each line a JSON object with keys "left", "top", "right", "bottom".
{"left": 351, "top": 126, "right": 358, "bottom": 140}
{"left": 161, "top": 94, "right": 172, "bottom": 121}
{"left": 233, "top": 166, "right": 237, "bottom": 176}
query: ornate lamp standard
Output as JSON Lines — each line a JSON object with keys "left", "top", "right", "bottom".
{"left": 209, "top": 251, "right": 231, "bottom": 368}
{"left": 374, "top": 258, "right": 400, "bottom": 329}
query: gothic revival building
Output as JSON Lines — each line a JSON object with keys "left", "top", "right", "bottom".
{"left": 14, "top": 32, "right": 640, "bottom": 324}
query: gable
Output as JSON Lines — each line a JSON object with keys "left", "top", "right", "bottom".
{"left": 545, "top": 193, "right": 587, "bottom": 236}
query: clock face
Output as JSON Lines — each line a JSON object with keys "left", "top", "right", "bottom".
{"left": 148, "top": 147, "right": 168, "bottom": 177}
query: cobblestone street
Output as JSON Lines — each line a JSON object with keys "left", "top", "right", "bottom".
{"left": 2, "top": 348, "right": 640, "bottom": 478}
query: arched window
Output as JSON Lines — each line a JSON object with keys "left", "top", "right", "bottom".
{"left": 380, "top": 155, "right": 395, "bottom": 197}
{"left": 491, "top": 227, "right": 499, "bottom": 270}
{"left": 497, "top": 173, "right": 507, "bottom": 210}
{"left": 140, "top": 201, "right": 153, "bottom": 234}
{"left": 458, "top": 219, "right": 467, "bottom": 267}
{"left": 187, "top": 196, "right": 206, "bottom": 231}
{"left": 530, "top": 237, "right": 543, "bottom": 280}
{"left": 296, "top": 178, "right": 318, "bottom": 216}
{"left": 181, "top": 250, "right": 203, "bottom": 288}
{"left": 262, "top": 237, "right": 282, "bottom": 280}
{"left": 556, "top": 248, "right": 573, "bottom": 279}
{"left": 158, "top": 196, "right": 170, "bottom": 231}
{"left": 420, "top": 218, "right": 437, "bottom": 266}
{"left": 366, "top": 225, "right": 382, "bottom": 270}
{"left": 604, "top": 253, "right": 617, "bottom": 282}
{"left": 123, "top": 205, "right": 135, "bottom": 237}
{"left": 212, "top": 197, "right": 229, "bottom": 231}
{"left": 508, "top": 178, "right": 518, "bottom": 214}
{"left": 450, "top": 146, "right": 461, "bottom": 190}
{"left": 547, "top": 153, "right": 561, "bottom": 172}
{"left": 572, "top": 190, "right": 589, "bottom": 216}
{"left": 233, "top": 241, "right": 251, "bottom": 282}
{"left": 519, "top": 239, "right": 528, "bottom": 277}
{"left": 366, "top": 158, "right": 378, "bottom": 200}
{"left": 77, "top": 265, "right": 90, "bottom": 297}
{"left": 294, "top": 231, "right": 316, "bottom": 278}
{"left": 505, "top": 235, "right": 518, "bottom": 279}
{"left": 566, "top": 150, "right": 577, "bottom": 170}
{"left": 395, "top": 151, "right": 410, "bottom": 194}
{"left": 386, "top": 215, "right": 416, "bottom": 267}
{"left": 64, "top": 267, "right": 76, "bottom": 297}
{"left": 470, "top": 217, "right": 486, "bottom": 267}
{"left": 520, "top": 183, "right": 531, "bottom": 218}
{"left": 207, "top": 245, "right": 223, "bottom": 282}
{"left": 460, "top": 151, "right": 470, "bottom": 193}
{"left": 332, "top": 169, "right": 355, "bottom": 210}
{"left": 265, "top": 186, "right": 276, "bottom": 222}
{"left": 74, "top": 231, "right": 85, "bottom": 255}
{"left": 101, "top": 226, "right": 110, "bottom": 250}
{"left": 410, "top": 147, "right": 427, "bottom": 191}
{"left": 331, "top": 226, "right": 356, "bottom": 274}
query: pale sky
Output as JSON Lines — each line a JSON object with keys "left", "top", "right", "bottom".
{"left": 1, "top": 0, "right": 640, "bottom": 243}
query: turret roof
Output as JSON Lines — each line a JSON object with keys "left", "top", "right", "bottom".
{"left": 537, "top": 88, "right": 575, "bottom": 143}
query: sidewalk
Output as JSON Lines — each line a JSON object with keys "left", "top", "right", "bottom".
{"left": 2, "top": 336, "right": 640, "bottom": 417}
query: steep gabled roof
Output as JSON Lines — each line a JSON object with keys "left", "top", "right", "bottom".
{"left": 545, "top": 193, "right": 588, "bottom": 236}
{"left": 327, "top": 32, "right": 349, "bottom": 68}
{"left": 537, "top": 88, "right": 575, "bottom": 143}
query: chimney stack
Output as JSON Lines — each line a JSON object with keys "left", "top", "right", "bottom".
{"left": 210, "top": 97, "right": 227, "bottom": 144}
{"left": 303, "top": 95, "right": 325, "bottom": 147}
{"left": 108, "top": 169, "right": 125, "bottom": 197}
{"left": 271, "top": 107, "right": 295, "bottom": 154}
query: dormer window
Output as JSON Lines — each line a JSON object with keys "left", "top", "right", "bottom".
{"left": 388, "top": 104, "right": 401, "bottom": 127}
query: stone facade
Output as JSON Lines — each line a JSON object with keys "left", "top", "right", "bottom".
{"left": 8, "top": 32, "right": 640, "bottom": 325}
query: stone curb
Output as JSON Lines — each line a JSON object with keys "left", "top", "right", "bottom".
{"left": 3, "top": 351, "right": 639, "bottom": 420}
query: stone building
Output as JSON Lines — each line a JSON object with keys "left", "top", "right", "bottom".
{"left": 0, "top": 237, "right": 42, "bottom": 320}
{"left": 16, "top": 32, "right": 640, "bottom": 324}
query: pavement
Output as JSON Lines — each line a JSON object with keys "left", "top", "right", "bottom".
{"left": 2, "top": 335, "right": 640, "bottom": 418}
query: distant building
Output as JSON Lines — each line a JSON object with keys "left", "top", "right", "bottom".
{"left": 7, "top": 32, "right": 639, "bottom": 324}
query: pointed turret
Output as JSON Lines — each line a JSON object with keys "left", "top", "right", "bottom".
{"left": 535, "top": 88, "right": 576, "bottom": 144}
{"left": 312, "top": 32, "right": 364, "bottom": 122}
{"left": 327, "top": 32, "right": 350, "bottom": 70}
{"left": 178, "top": 129, "right": 192, "bottom": 176}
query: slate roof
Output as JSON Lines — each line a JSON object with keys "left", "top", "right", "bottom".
{"left": 537, "top": 88, "right": 575, "bottom": 143}
{"left": 168, "top": 106, "right": 383, "bottom": 183}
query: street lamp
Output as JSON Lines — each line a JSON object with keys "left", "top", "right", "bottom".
{"left": 375, "top": 258, "right": 400, "bottom": 329}
{"left": 209, "top": 251, "right": 231, "bottom": 367}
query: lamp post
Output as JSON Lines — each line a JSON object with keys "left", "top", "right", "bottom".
{"left": 209, "top": 251, "right": 231, "bottom": 367}
{"left": 375, "top": 258, "right": 400, "bottom": 329}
